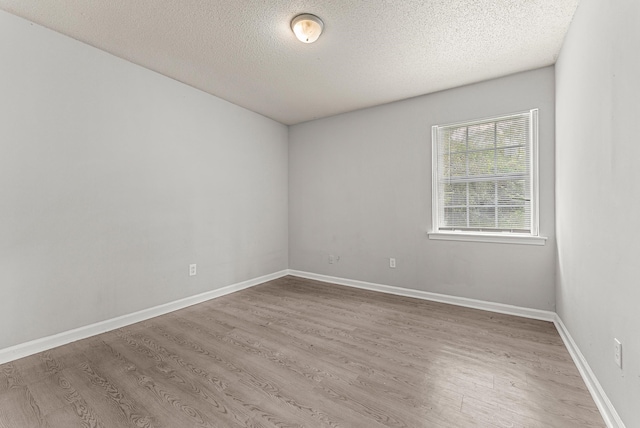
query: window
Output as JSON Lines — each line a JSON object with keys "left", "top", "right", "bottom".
{"left": 429, "top": 109, "right": 545, "bottom": 245}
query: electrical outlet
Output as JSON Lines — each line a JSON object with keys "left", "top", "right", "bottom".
{"left": 329, "top": 255, "right": 335, "bottom": 264}
{"left": 614, "top": 338, "right": 622, "bottom": 368}
{"left": 189, "top": 264, "right": 197, "bottom": 276}
{"left": 390, "top": 258, "right": 396, "bottom": 268}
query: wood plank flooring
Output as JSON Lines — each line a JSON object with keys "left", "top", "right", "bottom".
{"left": 0, "top": 276, "right": 606, "bottom": 427}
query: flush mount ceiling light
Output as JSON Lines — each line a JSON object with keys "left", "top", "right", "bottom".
{"left": 291, "top": 14, "right": 324, "bottom": 43}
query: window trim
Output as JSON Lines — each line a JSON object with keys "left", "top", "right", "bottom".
{"left": 429, "top": 109, "right": 545, "bottom": 245}
{"left": 427, "top": 231, "right": 547, "bottom": 245}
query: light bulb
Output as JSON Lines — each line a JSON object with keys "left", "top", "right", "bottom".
{"left": 291, "top": 14, "right": 324, "bottom": 44}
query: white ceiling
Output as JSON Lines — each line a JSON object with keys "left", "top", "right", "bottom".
{"left": 0, "top": 0, "right": 579, "bottom": 125}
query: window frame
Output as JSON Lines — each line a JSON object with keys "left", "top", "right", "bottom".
{"left": 428, "top": 109, "right": 546, "bottom": 246}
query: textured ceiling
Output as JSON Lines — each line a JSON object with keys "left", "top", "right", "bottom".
{"left": 0, "top": 0, "right": 579, "bottom": 125}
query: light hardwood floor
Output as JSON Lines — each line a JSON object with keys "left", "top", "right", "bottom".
{"left": 0, "top": 276, "right": 605, "bottom": 427}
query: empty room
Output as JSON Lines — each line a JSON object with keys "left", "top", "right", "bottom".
{"left": 0, "top": 0, "right": 638, "bottom": 427}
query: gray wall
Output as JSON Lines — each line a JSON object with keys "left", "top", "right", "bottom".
{"left": 289, "top": 67, "right": 556, "bottom": 310}
{"left": 0, "top": 11, "right": 288, "bottom": 350}
{"left": 556, "top": 0, "right": 640, "bottom": 426}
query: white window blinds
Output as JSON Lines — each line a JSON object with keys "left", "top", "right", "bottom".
{"left": 432, "top": 109, "right": 539, "bottom": 235}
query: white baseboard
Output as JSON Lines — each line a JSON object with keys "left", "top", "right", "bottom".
{"left": 553, "top": 315, "right": 626, "bottom": 428}
{"left": 0, "top": 270, "right": 289, "bottom": 365}
{"left": 288, "top": 270, "right": 556, "bottom": 322}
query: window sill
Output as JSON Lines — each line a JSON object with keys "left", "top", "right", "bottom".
{"left": 427, "top": 231, "right": 547, "bottom": 246}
